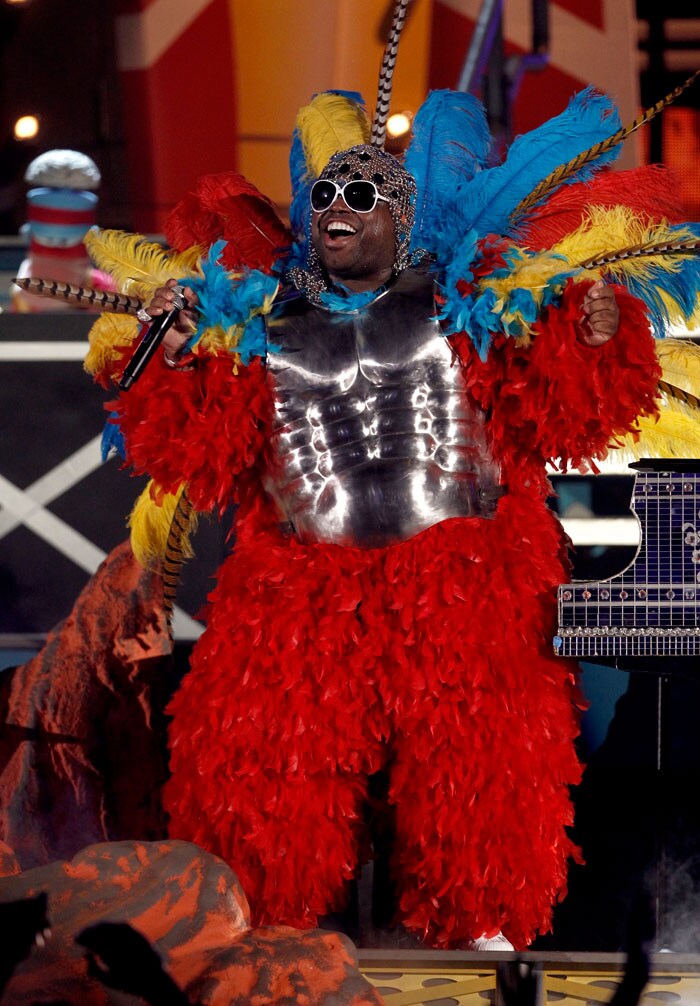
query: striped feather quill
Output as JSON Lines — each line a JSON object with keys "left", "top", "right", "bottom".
{"left": 162, "top": 489, "right": 196, "bottom": 632}
{"left": 548, "top": 207, "right": 700, "bottom": 335}
{"left": 371, "top": 0, "right": 410, "bottom": 148}
{"left": 656, "top": 338, "right": 700, "bottom": 397}
{"left": 12, "top": 276, "right": 143, "bottom": 314}
{"left": 658, "top": 380, "right": 700, "bottom": 411}
{"left": 511, "top": 69, "right": 700, "bottom": 223}
{"left": 613, "top": 338, "right": 700, "bottom": 460}
{"left": 580, "top": 237, "right": 700, "bottom": 270}
{"left": 128, "top": 481, "right": 199, "bottom": 634}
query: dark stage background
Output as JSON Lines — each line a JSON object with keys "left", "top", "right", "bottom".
{"left": 0, "top": 311, "right": 228, "bottom": 644}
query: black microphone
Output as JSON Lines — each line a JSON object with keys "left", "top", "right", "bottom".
{"left": 119, "top": 285, "right": 188, "bottom": 391}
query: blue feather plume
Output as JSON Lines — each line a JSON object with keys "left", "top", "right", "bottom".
{"left": 448, "top": 87, "right": 622, "bottom": 244}
{"left": 404, "top": 89, "right": 490, "bottom": 255}
{"left": 288, "top": 89, "right": 367, "bottom": 255}
{"left": 101, "top": 413, "right": 126, "bottom": 461}
{"left": 288, "top": 129, "right": 311, "bottom": 243}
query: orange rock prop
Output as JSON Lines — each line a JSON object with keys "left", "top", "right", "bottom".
{"left": 0, "top": 839, "right": 383, "bottom": 1006}
{"left": 0, "top": 540, "right": 172, "bottom": 869}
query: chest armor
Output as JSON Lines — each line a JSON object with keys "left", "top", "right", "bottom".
{"left": 264, "top": 268, "right": 501, "bottom": 548}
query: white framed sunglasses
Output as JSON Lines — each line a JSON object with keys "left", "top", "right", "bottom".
{"left": 310, "top": 179, "right": 390, "bottom": 214}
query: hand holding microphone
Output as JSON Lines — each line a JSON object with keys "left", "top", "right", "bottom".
{"left": 119, "top": 280, "right": 198, "bottom": 391}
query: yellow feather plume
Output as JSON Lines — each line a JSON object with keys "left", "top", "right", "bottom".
{"left": 611, "top": 338, "right": 700, "bottom": 461}
{"left": 84, "top": 313, "right": 139, "bottom": 377}
{"left": 480, "top": 206, "right": 667, "bottom": 323}
{"left": 613, "top": 409, "right": 700, "bottom": 462}
{"left": 655, "top": 338, "right": 700, "bottom": 399}
{"left": 555, "top": 206, "right": 697, "bottom": 287}
{"left": 296, "top": 93, "right": 370, "bottom": 177}
{"left": 485, "top": 207, "right": 700, "bottom": 335}
{"left": 128, "top": 481, "right": 199, "bottom": 570}
{"left": 85, "top": 228, "right": 201, "bottom": 299}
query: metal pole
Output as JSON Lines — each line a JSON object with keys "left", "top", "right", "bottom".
{"left": 457, "top": 0, "right": 504, "bottom": 95}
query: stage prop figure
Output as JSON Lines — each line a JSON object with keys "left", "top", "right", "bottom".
{"left": 11, "top": 148, "right": 116, "bottom": 312}
{"left": 82, "top": 32, "right": 700, "bottom": 949}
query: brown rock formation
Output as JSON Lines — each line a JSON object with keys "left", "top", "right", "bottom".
{"left": 0, "top": 839, "right": 383, "bottom": 1006}
{"left": 0, "top": 841, "right": 20, "bottom": 877}
{"left": 0, "top": 540, "right": 172, "bottom": 869}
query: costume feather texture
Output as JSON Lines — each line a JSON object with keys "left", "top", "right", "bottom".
{"left": 289, "top": 90, "right": 368, "bottom": 241}
{"left": 655, "top": 338, "right": 700, "bottom": 399}
{"left": 295, "top": 91, "right": 370, "bottom": 178}
{"left": 84, "top": 229, "right": 200, "bottom": 299}
{"left": 161, "top": 488, "right": 197, "bottom": 626}
{"left": 439, "top": 208, "right": 700, "bottom": 355}
{"left": 555, "top": 208, "right": 700, "bottom": 334}
{"left": 371, "top": 0, "right": 410, "bottom": 148}
{"left": 579, "top": 235, "right": 700, "bottom": 269}
{"left": 163, "top": 172, "right": 290, "bottom": 272}
{"left": 100, "top": 412, "right": 126, "bottom": 461}
{"left": 513, "top": 165, "right": 685, "bottom": 250}
{"left": 599, "top": 339, "right": 700, "bottom": 461}
{"left": 441, "top": 87, "right": 621, "bottom": 247}
{"left": 129, "top": 480, "right": 198, "bottom": 570}
{"left": 288, "top": 130, "right": 311, "bottom": 241}
{"left": 404, "top": 89, "right": 490, "bottom": 255}
{"left": 11, "top": 277, "right": 143, "bottom": 314}
{"left": 84, "top": 313, "right": 139, "bottom": 379}
{"left": 613, "top": 406, "right": 700, "bottom": 462}
{"left": 184, "top": 240, "right": 278, "bottom": 364}
{"left": 511, "top": 70, "right": 700, "bottom": 223}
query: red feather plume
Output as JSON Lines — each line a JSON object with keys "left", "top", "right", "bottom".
{"left": 164, "top": 172, "right": 292, "bottom": 272}
{"left": 514, "top": 164, "right": 686, "bottom": 250}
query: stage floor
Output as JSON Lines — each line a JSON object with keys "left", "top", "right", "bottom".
{"left": 359, "top": 951, "right": 700, "bottom": 1006}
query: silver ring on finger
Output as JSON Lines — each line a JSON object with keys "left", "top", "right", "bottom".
{"left": 137, "top": 308, "right": 152, "bottom": 324}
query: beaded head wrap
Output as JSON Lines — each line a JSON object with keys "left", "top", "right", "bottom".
{"left": 287, "top": 1, "right": 415, "bottom": 303}
{"left": 288, "top": 144, "right": 417, "bottom": 302}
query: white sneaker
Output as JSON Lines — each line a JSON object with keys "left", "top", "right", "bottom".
{"left": 466, "top": 931, "right": 514, "bottom": 951}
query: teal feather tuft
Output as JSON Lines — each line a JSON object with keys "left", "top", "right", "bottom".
{"left": 101, "top": 413, "right": 125, "bottom": 461}
{"left": 405, "top": 89, "right": 491, "bottom": 257}
{"left": 447, "top": 87, "right": 622, "bottom": 245}
{"left": 183, "top": 241, "right": 277, "bottom": 363}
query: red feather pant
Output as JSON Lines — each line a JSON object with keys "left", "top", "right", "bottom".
{"left": 164, "top": 493, "right": 583, "bottom": 949}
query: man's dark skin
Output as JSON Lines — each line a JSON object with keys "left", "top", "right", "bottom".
{"left": 146, "top": 190, "right": 620, "bottom": 359}
{"left": 311, "top": 196, "right": 396, "bottom": 291}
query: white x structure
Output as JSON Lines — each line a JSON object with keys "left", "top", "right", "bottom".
{"left": 0, "top": 342, "right": 202, "bottom": 640}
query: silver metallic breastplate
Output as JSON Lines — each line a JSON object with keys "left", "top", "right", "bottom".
{"left": 264, "top": 268, "right": 501, "bottom": 548}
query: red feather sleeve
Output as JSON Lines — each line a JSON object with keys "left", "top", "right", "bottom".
{"left": 108, "top": 351, "right": 271, "bottom": 513}
{"left": 455, "top": 280, "right": 661, "bottom": 480}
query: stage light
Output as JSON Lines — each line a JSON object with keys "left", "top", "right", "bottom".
{"left": 4, "top": 0, "right": 32, "bottom": 6}
{"left": 14, "top": 115, "right": 40, "bottom": 140}
{"left": 386, "top": 112, "right": 413, "bottom": 139}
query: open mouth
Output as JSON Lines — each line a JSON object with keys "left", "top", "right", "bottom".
{"left": 324, "top": 220, "right": 357, "bottom": 242}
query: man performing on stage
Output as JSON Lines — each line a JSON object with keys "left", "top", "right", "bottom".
{"left": 90, "top": 119, "right": 675, "bottom": 948}
{"left": 75, "top": 0, "right": 700, "bottom": 949}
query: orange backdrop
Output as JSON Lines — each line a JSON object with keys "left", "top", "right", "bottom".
{"left": 115, "top": 0, "right": 645, "bottom": 233}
